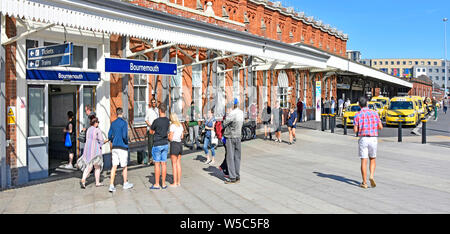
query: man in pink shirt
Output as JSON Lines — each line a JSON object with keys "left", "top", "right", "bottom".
{"left": 353, "top": 97, "right": 383, "bottom": 189}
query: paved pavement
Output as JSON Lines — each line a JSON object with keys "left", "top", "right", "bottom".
{"left": 1, "top": 127, "right": 450, "bottom": 214}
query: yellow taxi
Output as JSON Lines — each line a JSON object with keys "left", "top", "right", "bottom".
{"left": 371, "top": 96, "right": 390, "bottom": 111}
{"left": 343, "top": 103, "right": 361, "bottom": 126}
{"left": 369, "top": 101, "right": 385, "bottom": 120}
{"left": 386, "top": 97, "right": 419, "bottom": 126}
{"left": 409, "top": 96, "right": 425, "bottom": 119}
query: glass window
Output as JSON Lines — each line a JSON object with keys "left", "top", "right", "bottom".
{"left": 443, "top": 69, "right": 446, "bottom": 73}
{"left": 443, "top": 77, "right": 446, "bottom": 81}
{"left": 403, "top": 61, "right": 406, "bottom": 65}
{"left": 436, "top": 69, "right": 440, "bottom": 73}
{"left": 215, "top": 63, "right": 226, "bottom": 119}
{"left": 170, "top": 57, "right": 183, "bottom": 121}
{"left": 429, "top": 69, "right": 433, "bottom": 73}
{"left": 409, "top": 61, "right": 412, "bottom": 65}
{"left": 421, "top": 61, "right": 424, "bottom": 65}
{"left": 43, "top": 42, "right": 58, "bottom": 46}
{"left": 374, "top": 61, "right": 377, "bottom": 65}
{"left": 415, "top": 61, "right": 418, "bottom": 65}
{"left": 233, "top": 66, "right": 240, "bottom": 100}
{"left": 88, "top": 48, "right": 97, "bottom": 69}
{"left": 70, "top": 45, "right": 83, "bottom": 68}
{"left": 389, "top": 101, "right": 413, "bottom": 110}
{"left": 28, "top": 86, "right": 45, "bottom": 137}
{"left": 428, "top": 61, "right": 431, "bottom": 65}
{"left": 397, "top": 61, "right": 400, "bottom": 65}
{"left": 434, "top": 62, "right": 438, "bottom": 65}
{"left": 192, "top": 64, "right": 202, "bottom": 120}
{"left": 26, "top": 40, "right": 39, "bottom": 63}
{"left": 133, "top": 55, "right": 148, "bottom": 122}
{"left": 391, "top": 61, "right": 394, "bottom": 65}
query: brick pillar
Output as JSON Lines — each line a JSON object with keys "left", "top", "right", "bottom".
{"left": 5, "top": 16, "right": 17, "bottom": 186}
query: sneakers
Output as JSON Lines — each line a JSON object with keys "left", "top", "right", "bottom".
{"left": 123, "top": 182, "right": 134, "bottom": 190}
{"left": 64, "top": 164, "right": 74, "bottom": 169}
{"left": 224, "top": 178, "right": 238, "bottom": 184}
{"left": 109, "top": 185, "right": 116, "bottom": 193}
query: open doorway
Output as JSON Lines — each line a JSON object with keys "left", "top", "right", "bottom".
{"left": 48, "top": 85, "right": 77, "bottom": 175}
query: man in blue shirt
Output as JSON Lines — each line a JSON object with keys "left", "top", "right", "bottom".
{"left": 108, "top": 107, "right": 133, "bottom": 192}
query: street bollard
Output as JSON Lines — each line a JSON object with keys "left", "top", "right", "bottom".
{"left": 422, "top": 119, "right": 427, "bottom": 144}
{"left": 321, "top": 114, "right": 325, "bottom": 131}
{"left": 343, "top": 117, "right": 347, "bottom": 135}
{"left": 398, "top": 121, "right": 402, "bottom": 142}
{"left": 330, "top": 114, "right": 334, "bottom": 133}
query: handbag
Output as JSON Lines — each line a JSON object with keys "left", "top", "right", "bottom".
{"left": 211, "top": 130, "right": 218, "bottom": 145}
{"left": 78, "top": 130, "right": 86, "bottom": 143}
{"left": 64, "top": 132, "right": 72, "bottom": 147}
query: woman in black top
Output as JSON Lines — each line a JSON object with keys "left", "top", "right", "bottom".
{"left": 64, "top": 111, "right": 75, "bottom": 169}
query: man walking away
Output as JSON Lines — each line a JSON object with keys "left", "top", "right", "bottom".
{"left": 432, "top": 97, "right": 438, "bottom": 120}
{"left": 353, "top": 97, "right": 383, "bottom": 189}
{"left": 145, "top": 98, "right": 159, "bottom": 165}
{"left": 108, "top": 107, "right": 133, "bottom": 192}
{"left": 223, "top": 98, "right": 244, "bottom": 184}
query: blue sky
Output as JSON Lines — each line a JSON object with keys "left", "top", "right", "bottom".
{"left": 279, "top": 0, "right": 450, "bottom": 59}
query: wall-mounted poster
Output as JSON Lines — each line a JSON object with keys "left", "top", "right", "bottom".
{"left": 315, "top": 81, "right": 322, "bottom": 121}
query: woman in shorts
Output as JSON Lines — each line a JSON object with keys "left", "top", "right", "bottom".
{"left": 287, "top": 107, "right": 297, "bottom": 145}
{"left": 168, "top": 113, "right": 184, "bottom": 187}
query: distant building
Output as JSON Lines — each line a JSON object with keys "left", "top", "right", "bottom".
{"left": 369, "top": 58, "right": 442, "bottom": 78}
{"left": 412, "top": 61, "right": 450, "bottom": 88}
{"left": 346, "top": 50, "right": 361, "bottom": 63}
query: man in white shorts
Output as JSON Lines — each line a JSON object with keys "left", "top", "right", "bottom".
{"left": 108, "top": 107, "right": 133, "bottom": 192}
{"left": 353, "top": 97, "right": 383, "bottom": 189}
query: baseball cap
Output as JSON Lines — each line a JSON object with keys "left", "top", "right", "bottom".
{"left": 234, "top": 98, "right": 239, "bottom": 105}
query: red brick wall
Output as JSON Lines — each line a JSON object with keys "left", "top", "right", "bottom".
{"left": 5, "top": 16, "right": 18, "bottom": 185}
{"left": 128, "top": 0, "right": 347, "bottom": 57}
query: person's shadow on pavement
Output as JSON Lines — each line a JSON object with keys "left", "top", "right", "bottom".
{"left": 203, "top": 166, "right": 226, "bottom": 181}
{"left": 313, "top": 172, "right": 360, "bottom": 187}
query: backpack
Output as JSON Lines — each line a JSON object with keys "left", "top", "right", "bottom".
{"left": 215, "top": 121, "right": 223, "bottom": 140}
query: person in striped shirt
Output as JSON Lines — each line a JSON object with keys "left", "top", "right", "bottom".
{"left": 353, "top": 97, "right": 383, "bottom": 189}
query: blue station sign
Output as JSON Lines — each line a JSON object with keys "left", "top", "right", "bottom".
{"left": 27, "top": 43, "right": 73, "bottom": 69}
{"left": 105, "top": 58, "right": 177, "bottom": 76}
{"left": 27, "top": 55, "right": 72, "bottom": 69}
{"left": 26, "top": 69, "right": 101, "bottom": 82}
{"left": 28, "top": 43, "right": 73, "bottom": 59}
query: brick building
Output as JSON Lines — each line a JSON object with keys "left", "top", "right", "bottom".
{"left": 0, "top": 0, "right": 411, "bottom": 188}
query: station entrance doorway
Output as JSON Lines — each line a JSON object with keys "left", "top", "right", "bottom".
{"left": 27, "top": 83, "right": 96, "bottom": 180}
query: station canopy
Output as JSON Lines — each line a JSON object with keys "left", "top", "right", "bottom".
{"left": 0, "top": 0, "right": 412, "bottom": 88}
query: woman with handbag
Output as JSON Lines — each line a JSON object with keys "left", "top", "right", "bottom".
{"left": 63, "top": 111, "right": 75, "bottom": 169}
{"left": 203, "top": 109, "right": 216, "bottom": 165}
{"left": 78, "top": 117, "right": 104, "bottom": 188}
{"left": 168, "top": 113, "right": 184, "bottom": 187}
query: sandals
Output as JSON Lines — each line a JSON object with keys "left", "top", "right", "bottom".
{"left": 369, "top": 178, "right": 376, "bottom": 188}
{"left": 150, "top": 185, "right": 161, "bottom": 190}
{"left": 359, "top": 183, "right": 368, "bottom": 189}
{"left": 80, "top": 181, "right": 86, "bottom": 189}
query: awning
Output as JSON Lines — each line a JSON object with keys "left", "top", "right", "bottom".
{"left": 0, "top": 0, "right": 329, "bottom": 69}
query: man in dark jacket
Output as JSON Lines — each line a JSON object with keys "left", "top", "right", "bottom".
{"left": 297, "top": 100, "right": 303, "bottom": 123}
